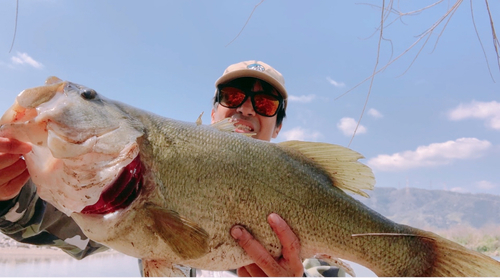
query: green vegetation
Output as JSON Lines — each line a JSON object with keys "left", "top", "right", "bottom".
{"left": 433, "top": 225, "right": 500, "bottom": 256}
{"left": 354, "top": 187, "right": 500, "bottom": 256}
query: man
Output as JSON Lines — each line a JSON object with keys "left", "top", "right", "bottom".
{"left": 0, "top": 61, "right": 337, "bottom": 277}
{"left": 206, "top": 60, "right": 304, "bottom": 276}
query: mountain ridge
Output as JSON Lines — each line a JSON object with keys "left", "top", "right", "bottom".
{"left": 353, "top": 187, "right": 500, "bottom": 230}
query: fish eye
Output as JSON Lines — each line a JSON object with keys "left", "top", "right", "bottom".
{"left": 81, "top": 89, "right": 97, "bottom": 100}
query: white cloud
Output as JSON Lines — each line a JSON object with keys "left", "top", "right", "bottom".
{"left": 448, "top": 100, "right": 500, "bottom": 130}
{"left": 368, "top": 138, "right": 492, "bottom": 171}
{"left": 280, "top": 127, "right": 322, "bottom": 141}
{"left": 476, "top": 180, "right": 497, "bottom": 190}
{"left": 326, "top": 77, "right": 346, "bottom": 88}
{"left": 337, "top": 117, "right": 367, "bottom": 136}
{"left": 288, "top": 94, "right": 316, "bottom": 103}
{"left": 11, "top": 52, "right": 44, "bottom": 69}
{"left": 368, "top": 108, "right": 383, "bottom": 118}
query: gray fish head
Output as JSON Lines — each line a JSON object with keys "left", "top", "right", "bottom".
{"left": 0, "top": 77, "right": 144, "bottom": 215}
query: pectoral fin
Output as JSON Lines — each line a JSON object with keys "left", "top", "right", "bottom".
{"left": 278, "top": 141, "right": 375, "bottom": 197}
{"left": 145, "top": 203, "right": 209, "bottom": 260}
{"left": 142, "top": 259, "right": 190, "bottom": 277}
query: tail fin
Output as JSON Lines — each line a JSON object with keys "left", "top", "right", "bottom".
{"left": 414, "top": 227, "right": 500, "bottom": 276}
{"left": 353, "top": 228, "right": 500, "bottom": 276}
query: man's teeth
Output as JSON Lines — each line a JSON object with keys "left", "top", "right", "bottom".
{"left": 234, "top": 124, "right": 252, "bottom": 131}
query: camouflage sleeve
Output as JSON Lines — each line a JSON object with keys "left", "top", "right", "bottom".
{"left": 0, "top": 180, "right": 109, "bottom": 259}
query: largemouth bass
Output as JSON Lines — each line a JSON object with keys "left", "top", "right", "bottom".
{"left": 1, "top": 77, "right": 499, "bottom": 277}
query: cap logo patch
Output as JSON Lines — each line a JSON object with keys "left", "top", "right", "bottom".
{"left": 247, "top": 63, "right": 265, "bottom": 72}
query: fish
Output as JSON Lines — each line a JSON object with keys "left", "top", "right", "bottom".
{"left": 1, "top": 76, "right": 500, "bottom": 277}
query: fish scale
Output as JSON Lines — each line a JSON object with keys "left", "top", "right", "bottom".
{"left": 1, "top": 77, "right": 500, "bottom": 276}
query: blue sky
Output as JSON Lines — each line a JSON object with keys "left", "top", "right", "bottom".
{"left": 0, "top": 0, "right": 499, "bottom": 196}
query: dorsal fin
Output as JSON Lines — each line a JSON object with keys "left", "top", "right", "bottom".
{"left": 278, "top": 141, "right": 375, "bottom": 197}
{"left": 195, "top": 112, "right": 204, "bottom": 126}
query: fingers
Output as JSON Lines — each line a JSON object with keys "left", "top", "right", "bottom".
{"left": 267, "top": 213, "right": 303, "bottom": 274}
{"left": 0, "top": 153, "right": 24, "bottom": 170}
{"left": 0, "top": 158, "right": 29, "bottom": 186}
{"left": 237, "top": 264, "right": 267, "bottom": 277}
{"left": 0, "top": 138, "right": 32, "bottom": 154}
{"left": 231, "top": 225, "right": 283, "bottom": 276}
{"left": 0, "top": 138, "right": 31, "bottom": 201}
{"left": 236, "top": 267, "right": 251, "bottom": 277}
{"left": 0, "top": 168, "right": 29, "bottom": 201}
{"left": 0, "top": 157, "right": 30, "bottom": 201}
{"left": 231, "top": 213, "right": 304, "bottom": 277}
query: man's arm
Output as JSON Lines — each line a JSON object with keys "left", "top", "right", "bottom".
{"left": 0, "top": 138, "right": 108, "bottom": 259}
{"left": 0, "top": 180, "right": 109, "bottom": 259}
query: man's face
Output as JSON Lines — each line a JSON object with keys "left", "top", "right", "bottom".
{"left": 211, "top": 79, "right": 282, "bottom": 142}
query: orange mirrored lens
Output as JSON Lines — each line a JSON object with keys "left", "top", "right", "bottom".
{"left": 220, "top": 87, "right": 246, "bottom": 107}
{"left": 253, "top": 94, "right": 280, "bottom": 116}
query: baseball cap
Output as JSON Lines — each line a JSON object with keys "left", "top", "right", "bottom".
{"left": 215, "top": 60, "right": 288, "bottom": 109}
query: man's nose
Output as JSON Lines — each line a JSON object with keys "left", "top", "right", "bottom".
{"left": 236, "top": 98, "right": 256, "bottom": 116}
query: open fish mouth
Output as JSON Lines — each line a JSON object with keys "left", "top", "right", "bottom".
{"left": 0, "top": 77, "right": 145, "bottom": 215}
{"left": 81, "top": 155, "right": 143, "bottom": 215}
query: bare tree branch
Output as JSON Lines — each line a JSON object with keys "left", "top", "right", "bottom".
{"left": 337, "top": 0, "right": 481, "bottom": 104}
{"left": 342, "top": 0, "right": 500, "bottom": 144}
{"left": 484, "top": 0, "right": 500, "bottom": 72}
{"left": 9, "top": 0, "right": 19, "bottom": 53}
{"left": 225, "top": 0, "right": 265, "bottom": 47}
{"left": 398, "top": 1, "right": 462, "bottom": 77}
{"left": 348, "top": 0, "right": 386, "bottom": 147}
{"left": 470, "top": 0, "right": 496, "bottom": 82}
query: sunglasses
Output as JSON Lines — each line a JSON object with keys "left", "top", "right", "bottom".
{"left": 216, "top": 84, "right": 283, "bottom": 117}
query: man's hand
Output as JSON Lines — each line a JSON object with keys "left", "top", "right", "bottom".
{"left": 0, "top": 138, "right": 31, "bottom": 201}
{"left": 231, "top": 213, "right": 303, "bottom": 277}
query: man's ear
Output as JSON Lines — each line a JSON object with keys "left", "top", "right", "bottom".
{"left": 272, "top": 123, "right": 282, "bottom": 139}
{"left": 210, "top": 108, "right": 216, "bottom": 124}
